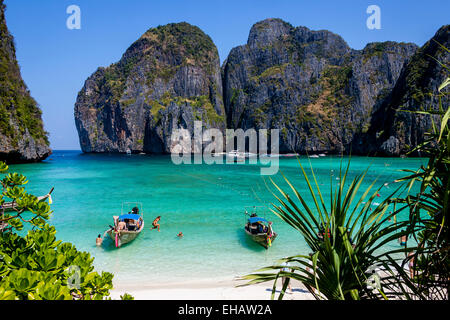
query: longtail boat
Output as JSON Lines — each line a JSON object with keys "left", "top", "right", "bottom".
{"left": 0, "top": 187, "right": 54, "bottom": 212}
{"left": 244, "top": 206, "right": 277, "bottom": 249}
{"left": 106, "top": 202, "right": 144, "bottom": 248}
{"left": 1, "top": 187, "right": 54, "bottom": 231}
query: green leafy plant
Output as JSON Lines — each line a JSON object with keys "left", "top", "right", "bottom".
{"left": 0, "top": 161, "right": 124, "bottom": 300}
{"left": 392, "top": 55, "right": 449, "bottom": 300}
{"left": 120, "top": 293, "right": 135, "bottom": 300}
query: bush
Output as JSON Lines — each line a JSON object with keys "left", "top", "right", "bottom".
{"left": 0, "top": 161, "right": 119, "bottom": 300}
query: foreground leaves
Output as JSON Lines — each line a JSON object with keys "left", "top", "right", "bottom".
{"left": 0, "top": 161, "right": 118, "bottom": 300}
{"left": 240, "top": 158, "right": 417, "bottom": 300}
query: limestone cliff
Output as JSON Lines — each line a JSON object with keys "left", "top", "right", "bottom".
{"left": 357, "top": 25, "right": 449, "bottom": 156}
{"left": 75, "top": 22, "right": 225, "bottom": 153}
{"left": 223, "top": 18, "right": 419, "bottom": 154}
{"left": 0, "top": 1, "right": 51, "bottom": 163}
{"left": 75, "top": 18, "right": 448, "bottom": 156}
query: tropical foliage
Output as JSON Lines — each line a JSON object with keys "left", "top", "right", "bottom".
{"left": 241, "top": 56, "right": 449, "bottom": 300}
{"left": 392, "top": 52, "right": 449, "bottom": 299}
{"left": 0, "top": 161, "right": 115, "bottom": 300}
{"left": 240, "top": 159, "right": 417, "bottom": 300}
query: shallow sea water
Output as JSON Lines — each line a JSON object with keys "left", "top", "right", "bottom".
{"left": 7, "top": 151, "right": 426, "bottom": 286}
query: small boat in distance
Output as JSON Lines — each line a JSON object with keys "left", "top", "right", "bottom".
{"left": 227, "top": 150, "right": 246, "bottom": 162}
{"left": 126, "top": 149, "right": 132, "bottom": 155}
{"left": 244, "top": 206, "right": 277, "bottom": 249}
{"left": 106, "top": 202, "right": 144, "bottom": 248}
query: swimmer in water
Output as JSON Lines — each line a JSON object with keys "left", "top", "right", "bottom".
{"left": 151, "top": 216, "right": 161, "bottom": 231}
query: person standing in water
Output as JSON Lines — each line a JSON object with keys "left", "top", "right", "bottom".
{"left": 96, "top": 234, "right": 103, "bottom": 246}
{"left": 151, "top": 216, "right": 161, "bottom": 231}
{"left": 177, "top": 231, "right": 183, "bottom": 238}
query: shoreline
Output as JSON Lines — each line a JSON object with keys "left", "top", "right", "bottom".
{"left": 109, "top": 277, "right": 315, "bottom": 300}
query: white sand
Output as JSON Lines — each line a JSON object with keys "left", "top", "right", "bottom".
{"left": 109, "top": 277, "right": 315, "bottom": 300}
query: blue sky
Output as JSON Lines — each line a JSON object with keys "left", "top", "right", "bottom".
{"left": 3, "top": 0, "right": 449, "bottom": 150}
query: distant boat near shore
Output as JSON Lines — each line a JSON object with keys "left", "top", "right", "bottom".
{"left": 226, "top": 150, "right": 258, "bottom": 162}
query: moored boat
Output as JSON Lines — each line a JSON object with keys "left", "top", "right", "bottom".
{"left": 1, "top": 187, "right": 54, "bottom": 212}
{"left": 106, "top": 202, "right": 144, "bottom": 248}
{"left": 244, "top": 207, "right": 277, "bottom": 249}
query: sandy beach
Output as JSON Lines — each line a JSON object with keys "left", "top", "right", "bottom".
{"left": 109, "top": 277, "right": 315, "bottom": 300}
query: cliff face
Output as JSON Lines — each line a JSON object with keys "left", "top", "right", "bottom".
{"left": 75, "top": 22, "right": 225, "bottom": 153}
{"left": 357, "top": 25, "right": 449, "bottom": 156}
{"left": 0, "top": 1, "right": 51, "bottom": 163}
{"left": 222, "top": 18, "right": 418, "bottom": 154}
{"left": 75, "top": 18, "right": 448, "bottom": 156}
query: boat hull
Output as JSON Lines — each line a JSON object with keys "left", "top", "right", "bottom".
{"left": 244, "top": 228, "right": 277, "bottom": 249}
{"left": 107, "top": 221, "right": 144, "bottom": 248}
{"left": 2, "top": 191, "right": 52, "bottom": 212}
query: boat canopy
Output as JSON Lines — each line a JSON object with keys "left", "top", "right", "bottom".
{"left": 248, "top": 217, "right": 269, "bottom": 224}
{"left": 118, "top": 214, "right": 141, "bottom": 221}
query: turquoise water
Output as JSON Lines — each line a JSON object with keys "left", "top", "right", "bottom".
{"left": 7, "top": 151, "right": 426, "bottom": 286}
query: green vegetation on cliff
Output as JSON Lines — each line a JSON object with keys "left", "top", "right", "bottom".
{"left": 0, "top": 1, "right": 49, "bottom": 149}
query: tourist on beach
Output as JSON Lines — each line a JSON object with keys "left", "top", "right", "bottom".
{"left": 305, "top": 253, "right": 315, "bottom": 293}
{"left": 177, "top": 231, "right": 183, "bottom": 238}
{"left": 96, "top": 234, "right": 103, "bottom": 246}
{"left": 151, "top": 216, "right": 161, "bottom": 231}
{"left": 408, "top": 251, "right": 415, "bottom": 279}
{"left": 280, "top": 261, "right": 293, "bottom": 294}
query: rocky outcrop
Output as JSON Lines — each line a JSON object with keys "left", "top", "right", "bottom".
{"left": 0, "top": 1, "right": 51, "bottom": 163}
{"left": 358, "top": 25, "right": 449, "bottom": 156}
{"left": 75, "top": 22, "right": 225, "bottom": 153}
{"left": 75, "top": 18, "right": 448, "bottom": 156}
{"left": 222, "top": 18, "right": 418, "bottom": 154}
